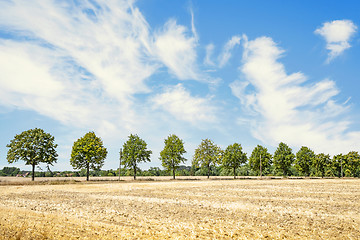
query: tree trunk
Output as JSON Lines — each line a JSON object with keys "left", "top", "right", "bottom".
{"left": 207, "top": 164, "right": 210, "bottom": 179}
{"left": 134, "top": 164, "right": 137, "bottom": 180}
{"left": 234, "top": 167, "right": 236, "bottom": 179}
{"left": 86, "top": 163, "right": 89, "bottom": 181}
{"left": 32, "top": 163, "right": 35, "bottom": 181}
{"left": 173, "top": 168, "right": 175, "bottom": 180}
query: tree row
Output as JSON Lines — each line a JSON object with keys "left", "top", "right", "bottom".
{"left": 5, "top": 128, "right": 360, "bottom": 181}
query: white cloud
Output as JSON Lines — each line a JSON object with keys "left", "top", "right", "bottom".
{"left": 204, "top": 43, "right": 215, "bottom": 66}
{"left": 154, "top": 19, "right": 200, "bottom": 81}
{"left": 231, "top": 36, "right": 360, "bottom": 154}
{"left": 0, "top": 0, "right": 219, "bottom": 137}
{"left": 190, "top": 8, "right": 198, "bottom": 42}
{"left": 204, "top": 36, "right": 241, "bottom": 68}
{"left": 0, "top": 41, "right": 63, "bottom": 99}
{"left": 151, "top": 84, "right": 217, "bottom": 125}
{"left": 0, "top": 0, "right": 161, "bottom": 131}
{"left": 0, "top": 40, "right": 123, "bottom": 130}
{"left": 218, "top": 36, "right": 241, "bottom": 68}
{"left": 315, "top": 20, "right": 357, "bottom": 62}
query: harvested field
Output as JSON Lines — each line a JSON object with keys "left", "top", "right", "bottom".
{"left": 0, "top": 178, "right": 359, "bottom": 239}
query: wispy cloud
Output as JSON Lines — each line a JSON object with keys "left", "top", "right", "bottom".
{"left": 0, "top": 0, "right": 215, "bottom": 138}
{"left": 154, "top": 19, "right": 200, "bottom": 81}
{"left": 204, "top": 43, "right": 215, "bottom": 66}
{"left": 150, "top": 84, "right": 217, "bottom": 126}
{"left": 203, "top": 36, "right": 241, "bottom": 68}
{"left": 218, "top": 36, "right": 241, "bottom": 68}
{"left": 315, "top": 20, "right": 357, "bottom": 62}
{"left": 0, "top": 0, "right": 159, "bottom": 131}
{"left": 231, "top": 36, "right": 360, "bottom": 154}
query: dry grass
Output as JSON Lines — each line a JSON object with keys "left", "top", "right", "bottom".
{"left": 0, "top": 178, "right": 359, "bottom": 239}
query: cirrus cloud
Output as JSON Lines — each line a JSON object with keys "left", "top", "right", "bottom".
{"left": 0, "top": 0, "right": 212, "bottom": 136}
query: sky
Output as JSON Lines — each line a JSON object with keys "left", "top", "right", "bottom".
{"left": 0, "top": 0, "right": 360, "bottom": 171}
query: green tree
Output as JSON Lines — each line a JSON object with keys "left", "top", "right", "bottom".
{"left": 312, "top": 153, "right": 331, "bottom": 177}
{"left": 6, "top": 128, "right": 58, "bottom": 181}
{"left": 160, "top": 134, "right": 186, "bottom": 179}
{"left": 70, "top": 132, "right": 107, "bottom": 181}
{"left": 122, "top": 134, "right": 152, "bottom": 180}
{"left": 192, "top": 139, "right": 222, "bottom": 179}
{"left": 294, "top": 146, "right": 315, "bottom": 176}
{"left": 273, "top": 142, "right": 295, "bottom": 176}
{"left": 345, "top": 151, "right": 360, "bottom": 177}
{"left": 248, "top": 145, "right": 272, "bottom": 176}
{"left": 222, "top": 143, "right": 247, "bottom": 179}
{"left": 331, "top": 154, "right": 346, "bottom": 177}
{"left": 0, "top": 167, "right": 20, "bottom": 176}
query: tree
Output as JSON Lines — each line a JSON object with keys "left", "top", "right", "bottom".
{"left": 248, "top": 145, "right": 272, "bottom": 176}
{"left": 6, "top": 128, "right": 58, "bottom": 181}
{"left": 160, "top": 134, "right": 186, "bottom": 179}
{"left": 273, "top": 142, "right": 295, "bottom": 176}
{"left": 331, "top": 154, "right": 346, "bottom": 177}
{"left": 0, "top": 167, "right": 21, "bottom": 176}
{"left": 222, "top": 143, "right": 247, "bottom": 179}
{"left": 192, "top": 139, "right": 222, "bottom": 179}
{"left": 122, "top": 134, "right": 152, "bottom": 180}
{"left": 345, "top": 151, "right": 360, "bottom": 177}
{"left": 312, "top": 153, "right": 331, "bottom": 177}
{"left": 70, "top": 132, "right": 107, "bottom": 181}
{"left": 294, "top": 146, "right": 315, "bottom": 176}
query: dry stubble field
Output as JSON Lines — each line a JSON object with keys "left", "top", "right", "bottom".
{"left": 0, "top": 177, "right": 359, "bottom": 239}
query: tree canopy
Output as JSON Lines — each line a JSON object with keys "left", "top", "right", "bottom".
{"left": 6, "top": 128, "right": 58, "bottom": 181}
{"left": 312, "top": 153, "right": 331, "bottom": 177}
{"left": 192, "top": 139, "right": 222, "bottom": 179}
{"left": 345, "top": 151, "right": 360, "bottom": 177}
{"left": 294, "top": 146, "right": 315, "bottom": 176}
{"left": 273, "top": 142, "right": 295, "bottom": 176}
{"left": 70, "top": 131, "right": 107, "bottom": 181}
{"left": 122, "top": 134, "right": 152, "bottom": 180}
{"left": 160, "top": 134, "right": 186, "bottom": 179}
{"left": 222, "top": 143, "right": 247, "bottom": 179}
{"left": 248, "top": 145, "right": 272, "bottom": 176}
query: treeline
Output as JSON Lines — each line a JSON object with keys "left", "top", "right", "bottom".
{"left": 0, "top": 166, "right": 191, "bottom": 178}
{"left": 3, "top": 128, "right": 360, "bottom": 181}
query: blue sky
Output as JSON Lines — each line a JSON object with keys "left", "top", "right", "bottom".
{"left": 1, "top": 0, "right": 360, "bottom": 171}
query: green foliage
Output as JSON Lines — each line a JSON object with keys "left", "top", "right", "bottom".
{"left": 176, "top": 165, "right": 191, "bottom": 176}
{"left": 160, "top": 134, "right": 186, "bottom": 179}
{"left": 193, "top": 165, "right": 221, "bottom": 177}
{"left": 330, "top": 154, "right": 346, "bottom": 177}
{"left": 0, "top": 167, "right": 21, "bottom": 176}
{"left": 273, "top": 142, "right": 295, "bottom": 176}
{"left": 6, "top": 128, "right": 58, "bottom": 181}
{"left": 222, "top": 143, "right": 247, "bottom": 178}
{"left": 248, "top": 145, "right": 272, "bottom": 176}
{"left": 327, "top": 152, "right": 360, "bottom": 177}
{"left": 294, "top": 146, "right": 315, "bottom": 176}
{"left": 142, "top": 167, "right": 164, "bottom": 176}
{"left": 192, "top": 139, "right": 222, "bottom": 178}
{"left": 345, "top": 151, "right": 360, "bottom": 177}
{"left": 70, "top": 131, "right": 107, "bottom": 181}
{"left": 218, "top": 165, "right": 251, "bottom": 176}
{"left": 122, "top": 134, "right": 152, "bottom": 180}
{"left": 312, "top": 153, "right": 331, "bottom": 177}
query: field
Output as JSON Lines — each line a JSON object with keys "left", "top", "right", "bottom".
{"left": 0, "top": 177, "right": 359, "bottom": 239}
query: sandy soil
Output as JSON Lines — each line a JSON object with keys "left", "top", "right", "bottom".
{"left": 0, "top": 178, "right": 359, "bottom": 239}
